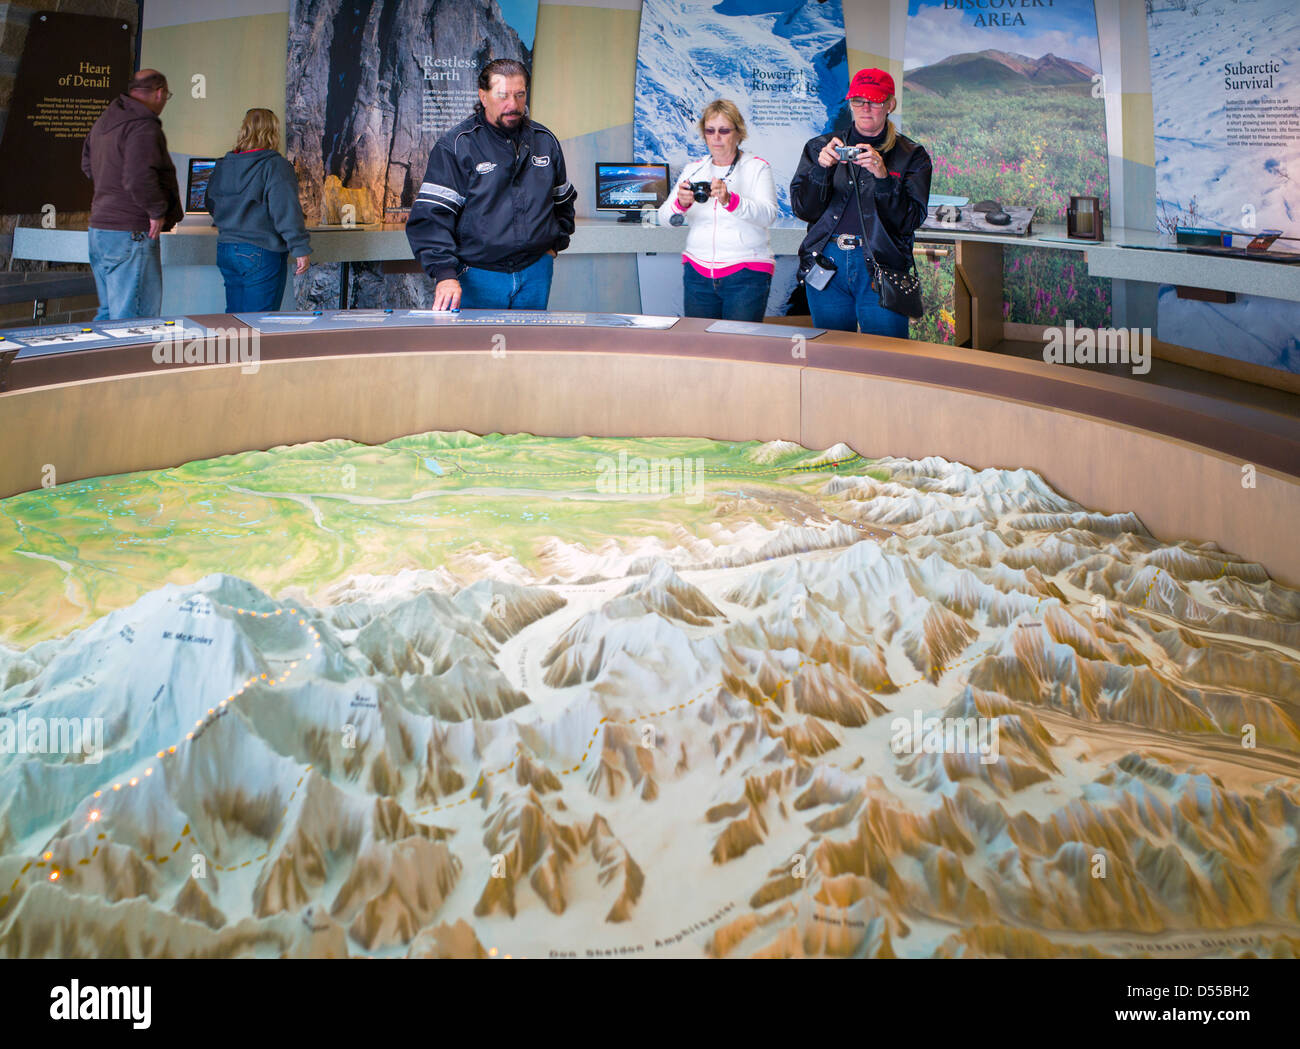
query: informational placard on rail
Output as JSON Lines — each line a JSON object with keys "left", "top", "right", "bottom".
{"left": 3, "top": 318, "right": 205, "bottom": 357}
{"left": 234, "top": 310, "right": 679, "bottom": 333}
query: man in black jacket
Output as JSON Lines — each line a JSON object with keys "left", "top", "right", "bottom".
{"left": 406, "top": 59, "right": 577, "bottom": 311}
{"left": 791, "top": 68, "right": 931, "bottom": 338}
{"left": 81, "top": 69, "right": 184, "bottom": 320}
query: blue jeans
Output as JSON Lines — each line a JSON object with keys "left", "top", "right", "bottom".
{"left": 459, "top": 253, "right": 554, "bottom": 309}
{"left": 682, "top": 264, "right": 772, "bottom": 322}
{"left": 89, "top": 228, "right": 162, "bottom": 320}
{"left": 806, "top": 241, "right": 910, "bottom": 338}
{"left": 217, "top": 241, "right": 289, "bottom": 313}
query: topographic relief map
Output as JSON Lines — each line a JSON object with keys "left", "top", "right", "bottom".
{"left": 1, "top": 433, "right": 1298, "bottom": 958}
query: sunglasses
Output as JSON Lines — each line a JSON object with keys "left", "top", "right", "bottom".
{"left": 703, "top": 126, "right": 735, "bottom": 136}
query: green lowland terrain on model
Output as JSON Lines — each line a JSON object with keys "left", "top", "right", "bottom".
{"left": 0, "top": 432, "right": 882, "bottom": 646}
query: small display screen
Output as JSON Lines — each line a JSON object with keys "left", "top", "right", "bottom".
{"left": 187, "top": 158, "right": 217, "bottom": 212}
{"left": 595, "top": 163, "right": 670, "bottom": 212}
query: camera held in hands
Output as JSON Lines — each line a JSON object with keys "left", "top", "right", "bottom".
{"left": 835, "top": 145, "right": 862, "bottom": 162}
{"left": 689, "top": 181, "right": 713, "bottom": 204}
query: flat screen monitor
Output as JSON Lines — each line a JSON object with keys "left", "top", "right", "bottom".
{"left": 186, "top": 158, "right": 217, "bottom": 213}
{"left": 595, "top": 162, "right": 670, "bottom": 221}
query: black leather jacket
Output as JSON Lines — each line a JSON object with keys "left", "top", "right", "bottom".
{"left": 407, "top": 110, "right": 577, "bottom": 281}
{"left": 791, "top": 124, "right": 932, "bottom": 273}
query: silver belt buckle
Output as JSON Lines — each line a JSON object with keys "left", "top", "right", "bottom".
{"left": 836, "top": 234, "right": 859, "bottom": 250}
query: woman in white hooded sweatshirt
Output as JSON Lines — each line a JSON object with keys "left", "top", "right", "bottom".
{"left": 657, "top": 100, "right": 779, "bottom": 322}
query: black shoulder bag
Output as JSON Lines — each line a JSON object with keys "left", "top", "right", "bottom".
{"left": 846, "top": 157, "right": 924, "bottom": 320}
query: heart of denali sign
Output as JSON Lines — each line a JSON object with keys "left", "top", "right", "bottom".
{"left": 0, "top": 13, "right": 132, "bottom": 214}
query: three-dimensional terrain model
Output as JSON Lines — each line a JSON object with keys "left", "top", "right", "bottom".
{"left": 1, "top": 433, "right": 1297, "bottom": 957}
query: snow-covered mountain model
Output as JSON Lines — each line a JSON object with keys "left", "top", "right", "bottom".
{"left": 633, "top": 0, "right": 848, "bottom": 216}
{"left": 1, "top": 435, "right": 1299, "bottom": 958}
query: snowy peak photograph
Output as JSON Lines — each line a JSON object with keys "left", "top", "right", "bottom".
{"left": 633, "top": 0, "right": 847, "bottom": 217}
{"left": 903, "top": 49, "right": 1097, "bottom": 96}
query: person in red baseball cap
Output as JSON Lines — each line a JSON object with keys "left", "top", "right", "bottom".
{"left": 790, "top": 68, "right": 932, "bottom": 337}
{"left": 847, "top": 68, "right": 895, "bottom": 104}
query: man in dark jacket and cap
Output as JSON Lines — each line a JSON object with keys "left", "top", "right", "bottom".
{"left": 406, "top": 58, "right": 576, "bottom": 311}
{"left": 81, "top": 69, "right": 184, "bottom": 319}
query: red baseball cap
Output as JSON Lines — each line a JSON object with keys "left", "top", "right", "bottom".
{"left": 846, "top": 68, "right": 895, "bottom": 102}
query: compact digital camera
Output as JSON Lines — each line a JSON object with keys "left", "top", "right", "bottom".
{"left": 835, "top": 145, "right": 862, "bottom": 162}
{"left": 689, "top": 181, "right": 713, "bottom": 203}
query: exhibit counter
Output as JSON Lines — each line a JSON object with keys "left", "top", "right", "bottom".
{"left": 15, "top": 221, "right": 1300, "bottom": 351}
{"left": 20, "top": 221, "right": 1300, "bottom": 297}
{"left": 3, "top": 313, "right": 1298, "bottom": 588}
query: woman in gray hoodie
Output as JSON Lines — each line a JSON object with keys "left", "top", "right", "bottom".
{"left": 205, "top": 108, "right": 312, "bottom": 311}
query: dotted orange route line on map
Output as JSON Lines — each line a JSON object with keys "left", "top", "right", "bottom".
{"left": 1141, "top": 563, "right": 1228, "bottom": 607}
{"left": 0, "top": 603, "right": 324, "bottom": 907}
{"left": 4, "top": 450, "right": 1263, "bottom": 927}
{"left": 6, "top": 559, "right": 1187, "bottom": 907}
{"left": 419, "top": 595, "right": 1057, "bottom": 814}
{"left": 1133, "top": 561, "right": 1240, "bottom": 612}
{"left": 0, "top": 454, "right": 881, "bottom": 907}
{"left": 2, "top": 766, "right": 317, "bottom": 906}
{"left": 411, "top": 677, "right": 727, "bottom": 816}
{"left": 0, "top": 588, "right": 1055, "bottom": 904}
{"left": 1137, "top": 568, "right": 1163, "bottom": 610}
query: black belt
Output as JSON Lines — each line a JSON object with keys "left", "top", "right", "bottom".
{"left": 834, "top": 234, "right": 861, "bottom": 250}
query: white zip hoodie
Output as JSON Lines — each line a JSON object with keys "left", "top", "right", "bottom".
{"left": 656, "top": 152, "right": 779, "bottom": 275}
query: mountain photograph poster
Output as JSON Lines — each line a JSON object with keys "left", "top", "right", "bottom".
{"left": 902, "top": 0, "right": 1113, "bottom": 337}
